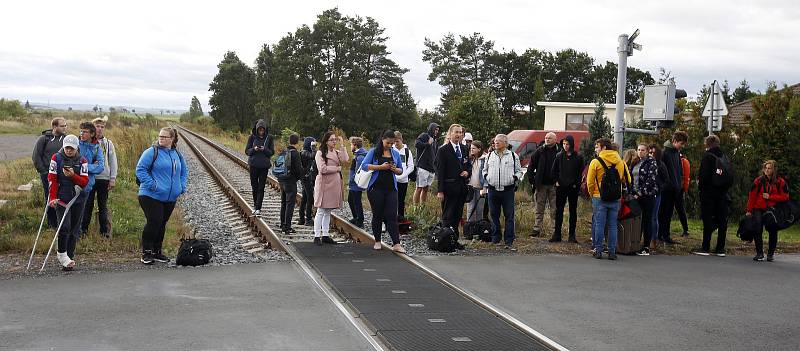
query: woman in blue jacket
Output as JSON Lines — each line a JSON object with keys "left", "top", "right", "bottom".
{"left": 361, "top": 130, "right": 404, "bottom": 253}
{"left": 77, "top": 122, "right": 104, "bottom": 237}
{"left": 136, "top": 127, "right": 188, "bottom": 265}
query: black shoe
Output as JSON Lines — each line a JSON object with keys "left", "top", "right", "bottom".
{"left": 767, "top": 255, "right": 774, "bottom": 262}
{"left": 152, "top": 252, "right": 170, "bottom": 263}
{"left": 456, "top": 242, "right": 466, "bottom": 250}
{"left": 285, "top": 227, "right": 297, "bottom": 234}
{"left": 297, "top": 219, "right": 306, "bottom": 226}
{"left": 141, "top": 251, "right": 154, "bottom": 265}
{"left": 529, "top": 230, "right": 541, "bottom": 238}
{"left": 753, "top": 254, "right": 765, "bottom": 262}
{"left": 314, "top": 237, "right": 322, "bottom": 246}
{"left": 567, "top": 235, "right": 578, "bottom": 243}
{"left": 100, "top": 232, "right": 110, "bottom": 239}
{"left": 548, "top": 236, "right": 562, "bottom": 243}
{"left": 608, "top": 253, "right": 618, "bottom": 260}
{"left": 321, "top": 236, "right": 336, "bottom": 244}
{"left": 662, "top": 237, "right": 676, "bottom": 245}
{"left": 305, "top": 222, "right": 314, "bottom": 227}
{"left": 593, "top": 250, "right": 603, "bottom": 259}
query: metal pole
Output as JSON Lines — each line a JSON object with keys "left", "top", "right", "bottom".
{"left": 708, "top": 81, "right": 715, "bottom": 136}
{"left": 614, "top": 34, "right": 628, "bottom": 155}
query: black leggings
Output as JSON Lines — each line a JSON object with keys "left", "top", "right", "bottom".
{"left": 397, "top": 182, "right": 409, "bottom": 220}
{"left": 753, "top": 210, "right": 778, "bottom": 256}
{"left": 139, "top": 196, "right": 176, "bottom": 253}
{"left": 299, "top": 179, "right": 314, "bottom": 222}
{"left": 250, "top": 167, "right": 269, "bottom": 211}
{"left": 56, "top": 197, "right": 86, "bottom": 258}
{"left": 367, "top": 188, "right": 400, "bottom": 245}
{"left": 554, "top": 186, "right": 578, "bottom": 239}
{"left": 638, "top": 195, "right": 656, "bottom": 248}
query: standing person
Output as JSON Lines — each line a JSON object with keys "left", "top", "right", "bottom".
{"left": 676, "top": 154, "right": 691, "bottom": 236}
{"left": 47, "top": 135, "right": 88, "bottom": 270}
{"left": 649, "top": 144, "right": 669, "bottom": 251}
{"left": 32, "top": 117, "right": 67, "bottom": 229}
{"left": 278, "top": 134, "right": 304, "bottom": 234}
{"left": 694, "top": 135, "right": 732, "bottom": 257}
{"left": 136, "top": 127, "right": 188, "bottom": 264}
{"left": 657, "top": 131, "right": 688, "bottom": 244}
{"left": 245, "top": 119, "right": 274, "bottom": 216}
{"left": 436, "top": 124, "right": 471, "bottom": 248}
{"left": 392, "top": 131, "right": 415, "bottom": 220}
{"left": 747, "top": 160, "right": 789, "bottom": 262}
{"left": 466, "top": 141, "right": 486, "bottom": 223}
{"left": 482, "top": 134, "right": 522, "bottom": 249}
{"left": 413, "top": 123, "right": 440, "bottom": 205}
{"left": 347, "top": 137, "right": 368, "bottom": 227}
{"left": 464, "top": 132, "right": 474, "bottom": 148}
{"left": 633, "top": 144, "right": 659, "bottom": 256}
{"left": 362, "top": 130, "right": 405, "bottom": 252}
{"left": 298, "top": 137, "right": 317, "bottom": 226}
{"left": 550, "top": 135, "right": 584, "bottom": 243}
{"left": 586, "top": 138, "right": 630, "bottom": 260}
{"left": 81, "top": 116, "right": 117, "bottom": 238}
{"left": 313, "top": 131, "right": 349, "bottom": 245}
{"left": 76, "top": 121, "right": 104, "bottom": 237}
{"left": 527, "top": 132, "right": 559, "bottom": 237}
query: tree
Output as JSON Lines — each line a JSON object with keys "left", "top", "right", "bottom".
{"left": 579, "top": 99, "right": 612, "bottom": 160}
{"left": 732, "top": 79, "right": 757, "bottom": 104}
{"left": 24, "top": 100, "right": 30, "bottom": 110}
{"left": 254, "top": 44, "right": 276, "bottom": 129}
{"left": 189, "top": 96, "right": 203, "bottom": 118}
{"left": 208, "top": 51, "right": 257, "bottom": 132}
{"left": 446, "top": 87, "right": 506, "bottom": 144}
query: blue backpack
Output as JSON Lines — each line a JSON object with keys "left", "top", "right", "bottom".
{"left": 273, "top": 150, "right": 292, "bottom": 180}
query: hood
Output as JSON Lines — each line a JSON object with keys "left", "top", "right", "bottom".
{"left": 251, "top": 119, "right": 268, "bottom": 137}
{"left": 663, "top": 140, "right": 674, "bottom": 149}
{"left": 41, "top": 129, "right": 54, "bottom": 136}
{"left": 354, "top": 147, "right": 368, "bottom": 157}
{"left": 562, "top": 135, "right": 575, "bottom": 153}
{"left": 303, "top": 137, "right": 315, "bottom": 152}
{"left": 427, "top": 123, "right": 441, "bottom": 138}
{"left": 598, "top": 149, "right": 623, "bottom": 165}
{"left": 706, "top": 146, "right": 723, "bottom": 157}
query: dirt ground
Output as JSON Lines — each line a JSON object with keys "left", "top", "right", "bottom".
{"left": 0, "top": 134, "right": 39, "bottom": 162}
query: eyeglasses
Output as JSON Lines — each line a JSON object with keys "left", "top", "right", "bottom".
{"left": 158, "top": 136, "right": 172, "bottom": 139}
{"left": 79, "top": 130, "right": 90, "bottom": 135}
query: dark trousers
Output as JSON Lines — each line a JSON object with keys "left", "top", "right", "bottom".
{"left": 554, "top": 186, "right": 579, "bottom": 240}
{"left": 675, "top": 191, "right": 689, "bottom": 233}
{"left": 752, "top": 210, "right": 778, "bottom": 256}
{"left": 40, "top": 172, "right": 57, "bottom": 229}
{"left": 250, "top": 167, "right": 269, "bottom": 211}
{"left": 488, "top": 188, "right": 516, "bottom": 245}
{"left": 638, "top": 195, "right": 657, "bottom": 248}
{"left": 279, "top": 180, "right": 297, "bottom": 229}
{"left": 348, "top": 190, "right": 364, "bottom": 225}
{"left": 700, "top": 193, "right": 728, "bottom": 252}
{"left": 81, "top": 179, "right": 110, "bottom": 234}
{"left": 441, "top": 183, "right": 466, "bottom": 237}
{"left": 397, "top": 182, "right": 409, "bottom": 219}
{"left": 56, "top": 196, "right": 86, "bottom": 258}
{"left": 367, "top": 188, "right": 400, "bottom": 245}
{"left": 299, "top": 179, "right": 314, "bottom": 223}
{"left": 138, "top": 195, "right": 176, "bottom": 253}
{"left": 658, "top": 189, "right": 679, "bottom": 240}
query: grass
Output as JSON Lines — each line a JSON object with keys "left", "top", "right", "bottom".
{"left": 0, "top": 116, "right": 191, "bottom": 259}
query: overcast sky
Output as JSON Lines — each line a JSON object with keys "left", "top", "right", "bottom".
{"left": 1, "top": 0, "right": 798, "bottom": 112}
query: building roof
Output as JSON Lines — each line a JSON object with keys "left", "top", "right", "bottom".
{"left": 728, "top": 83, "right": 800, "bottom": 125}
{"left": 536, "top": 101, "right": 644, "bottom": 110}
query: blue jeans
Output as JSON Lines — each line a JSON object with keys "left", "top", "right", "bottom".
{"left": 591, "top": 197, "right": 620, "bottom": 254}
{"left": 488, "top": 188, "right": 516, "bottom": 246}
{"left": 653, "top": 194, "right": 662, "bottom": 241}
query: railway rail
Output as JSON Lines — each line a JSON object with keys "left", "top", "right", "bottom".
{"left": 176, "top": 125, "right": 569, "bottom": 351}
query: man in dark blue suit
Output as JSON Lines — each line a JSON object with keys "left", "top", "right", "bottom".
{"left": 436, "top": 124, "right": 471, "bottom": 247}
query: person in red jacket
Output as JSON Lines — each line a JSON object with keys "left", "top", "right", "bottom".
{"left": 746, "top": 160, "right": 790, "bottom": 262}
{"left": 48, "top": 135, "right": 89, "bottom": 270}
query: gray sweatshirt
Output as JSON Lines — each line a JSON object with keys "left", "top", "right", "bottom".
{"left": 95, "top": 137, "right": 118, "bottom": 181}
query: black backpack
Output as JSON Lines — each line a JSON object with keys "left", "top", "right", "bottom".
{"left": 176, "top": 239, "right": 213, "bottom": 266}
{"left": 463, "top": 197, "right": 492, "bottom": 242}
{"left": 596, "top": 158, "right": 624, "bottom": 201}
{"left": 710, "top": 154, "right": 735, "bottom": 189}
{"left": 426, "top": 223, "right": 457, "bottom": 253}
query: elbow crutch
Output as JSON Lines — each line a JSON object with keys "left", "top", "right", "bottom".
{"left": 39, "top": 185, "right": 83, "bottom": 273}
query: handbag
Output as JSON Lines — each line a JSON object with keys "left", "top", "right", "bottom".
{"left": 354, "top": 167, "right": 372, "bottom": 189}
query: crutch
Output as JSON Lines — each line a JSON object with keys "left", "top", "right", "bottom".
{"left": 39, "top": 186, "right": 83, "bottom": 273}
{"left": 26, "top": 190, "right": 52, "bottom": 273}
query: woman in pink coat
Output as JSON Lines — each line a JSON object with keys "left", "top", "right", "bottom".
{"left": 313, "top": 131, "right": 349, "bottom": 245}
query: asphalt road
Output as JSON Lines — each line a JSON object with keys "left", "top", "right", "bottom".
{"left": 0, "top": 134, "right": 38, "bottom": 162}
{"left": 419, "top": 254, "right": 800, "bottom": 351}
{"left": 0, "top": 262, "right": 373, "bottom": 351}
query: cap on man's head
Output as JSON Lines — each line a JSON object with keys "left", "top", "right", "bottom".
{"left": 92, "top": 115, "right": 109, "bottom": 124}
{"left": 464, "top": 132, "right": 473, "bottom": 141}
{"left": 63, "top": 135, "right": 79, "bottom": 149}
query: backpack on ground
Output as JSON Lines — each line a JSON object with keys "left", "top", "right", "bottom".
{"left": 426, "top": 222, "right": 457, "bottom": 253}
{"left": 596, "top": 158, "right": 624, "bottom": 201}
{"left": 737, "top": 215, "right": 760, "bottom": 242}
{"left": 463, "top": 197, "right": 492, "bottom": 242}
{"left": 175, "top": 238, "right": 213, "bottom": 266}
{"left": 710, "top": 154, "right": 735, "bottom": 189}
{"left": 273, "top": 149, "right": 292, "bottom": 181}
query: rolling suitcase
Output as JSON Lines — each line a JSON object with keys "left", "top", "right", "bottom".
{"left": 616, "top": 216, "right": 642, "bottom": 255}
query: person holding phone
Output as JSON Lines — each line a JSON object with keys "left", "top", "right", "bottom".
{"left": 363, "top": 130, "right": 404, "bottom": 252}
{"left": 245, "top": 119, "right": 274, "bottom": 216}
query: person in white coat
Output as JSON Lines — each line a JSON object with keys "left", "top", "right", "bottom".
{"left": 393, "top": 131, "right": 415, "bottom": 220}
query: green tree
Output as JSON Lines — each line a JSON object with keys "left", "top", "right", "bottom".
{"left": 208, "top": 51, "right": 257, "bottom": 132}
{"left": 254, "top": 44, "right": 276, "bottom": 129}
{"left": 189, "top": 96, "right": 204, "bottom": 118}
{"left": 0, "top": 98, "right": 27, "bottom": 119}
{"left": 732, "top": 79, "right": 757, "bottom": 104}
{"left": 579, "top": 99, "right": 612, "bottom": 160}
{"left": 446, "top": 87, "right": 506, "bottom": 144}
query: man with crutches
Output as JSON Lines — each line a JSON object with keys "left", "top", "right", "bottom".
{"left": 47, "top": 135, "right": 89, "bottom": 271}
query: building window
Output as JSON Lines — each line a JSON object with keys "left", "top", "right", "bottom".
{"left": 566, "top": 113, "right": 593, "bottom": 131}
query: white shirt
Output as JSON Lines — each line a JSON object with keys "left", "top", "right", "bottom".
{"left": 392, "top": 144, "right": 415, "bottom": 183}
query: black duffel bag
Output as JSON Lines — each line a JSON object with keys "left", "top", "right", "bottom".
{"left": 426, "top": 223, "right": 457, "bottom": 253}
{"left": 176, "top": 239, "right": 214, "bottom": 266}
{"left": 764, "top": 200, "right": 800, "bottom": 231}
{"left": 737, "top": 215, "right": 761, "bottom": 242}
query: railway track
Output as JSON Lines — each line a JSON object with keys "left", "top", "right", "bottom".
{"left": 177, "top": 125, "right": 569, "bottom": 351}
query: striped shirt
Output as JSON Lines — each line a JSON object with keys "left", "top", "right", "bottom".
{"left": 482, "top": 149, "right": 522, "bottom": 191}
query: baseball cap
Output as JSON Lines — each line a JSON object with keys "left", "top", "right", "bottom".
{"left": 63, "top": 135, "right": 79, "bottom": 149}
{"left": 464, "top": 132, "right": 473, "bottom": 141}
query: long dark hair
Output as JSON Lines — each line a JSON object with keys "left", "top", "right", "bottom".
{"left": 469, "top": 141, "right": 484, "bottom": 161}
{"left": 374, "top": 130, "right": 396, "bottom": 161}
{"left": 649, "top": 143, "right": 662, "bottom": 162}
{"left": 320, "top": 131, "right": 335, "bottom": 164}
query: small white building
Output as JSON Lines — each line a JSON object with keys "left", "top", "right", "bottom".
{"left": 536, "top": 101, "right": 644, "bottom": 131}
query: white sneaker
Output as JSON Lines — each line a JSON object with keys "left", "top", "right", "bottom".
{"left": 252, "top": 209, "right": 261, "bottom": 216}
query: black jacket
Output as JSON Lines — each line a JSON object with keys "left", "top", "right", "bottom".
{"left": 435, "top": 142, "right": 471, "bottom": 194}
{"left": 551, "top": 135, "right": 583, "bottom": 188}
{"left": 245, "top": 119, "right": 275, "bottom": 169}
{"left": 698, "top": 146, "right": 728, "bottom": 195}
{"left": 415, "top": 123, "right": 440, "bottom": 172}
{"left": 656, "top": 160, "right": 669, "bottom": 195}
{"left": 284, "top": 145, "right": 305, "bottom": 182}
{"left": 32, "top": 130, "right": 65, "bottom": 174}
{"left": 300, "top": 137, "right": 316, "bottom": 181}
{"left": 527, "top": 143, "right": 559, "bottom": 186}
{"left": 661, "top": 142, "right": 683, "bottom": 193}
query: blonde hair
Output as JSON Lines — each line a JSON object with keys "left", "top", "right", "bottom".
{"left": 447, "top": 124, "right": 463, "bottom": 136}
{"left": 160, "top": 127, "right": 179, "bottom": 149}
{"left": 623, "top": 149, "right": 639, "bottom": 166}
{"left": 763, "top": 159, "right": 777, "bottom": 175}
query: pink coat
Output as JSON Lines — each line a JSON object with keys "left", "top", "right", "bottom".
{"left": 314, "top": 146, "right": 349, "bottom": 209}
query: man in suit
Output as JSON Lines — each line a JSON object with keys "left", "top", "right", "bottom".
{"left": 436, "top": 124, "right": 471, "bottom": 248}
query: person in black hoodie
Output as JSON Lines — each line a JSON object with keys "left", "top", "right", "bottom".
{"left": 657, "top": 131, "right": 688, "bottom": 244}
{"left": 550, "top": 135, "right": 583, "bottom": 243}
{"left": 245, "top": 119, "right": 275, "bottom": 216}
{"left": 413, "top": 123, "right": 440, "bottom": 204}
{"left": 32, "top": 117, "right": 67, "bottom": 229}
{"left": 527, "top": 132, "right": 560, "bottom": 237}
{"left": 298, "top": 137, "right": 316, "bottom": 226}
{"left": 278, "top": 134, "right": 305, "bottom": 234}
{"left": 694, "top": 135, "right": 731, "bottom": 257}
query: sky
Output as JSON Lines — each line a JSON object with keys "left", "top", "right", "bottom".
{"left": 1, "top": 0, "right": 798, "bottom": 113}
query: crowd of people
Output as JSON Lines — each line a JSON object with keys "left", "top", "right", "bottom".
{"left": 31, "top": 116, "right": 793, "bottom": 269}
